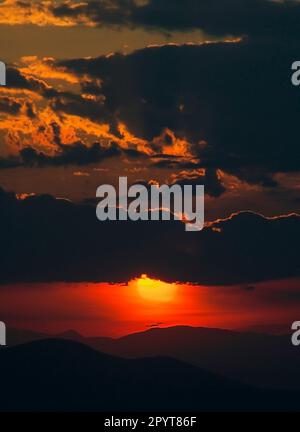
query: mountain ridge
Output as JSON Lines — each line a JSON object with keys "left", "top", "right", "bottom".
{"left": 1, "top": 338, "right": 299, "bottom": 412}
{"left": 6, "top": 325, "right": 300, "bottom": 390}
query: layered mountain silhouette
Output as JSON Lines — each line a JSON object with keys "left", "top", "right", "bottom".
{"left": 6, "top": 326, "right": 300, "bottom": 391}
{"left": 86, "top": 326, "right": 300, "bottom": 390}
{"left": 0, "top": 339, "right": 300, "bottom": 412}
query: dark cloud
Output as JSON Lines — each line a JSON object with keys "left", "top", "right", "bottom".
{"left": 134, "top": 169, "right": 226, "bottom": 198}
{"left": 0, "top": 141, "right": 121, "bottom": 168}
{"left": 51, "top": 0, "right": 300, "bottom": 40}
{"left": 0, "top": 187, "right": 299, "bottom": 285}
{"left": 148, "top": 323, "right": 164, "bottom": 328}
{"left": 58, "top": 39, "right": 300, "bottom": 187}
{"left": 5, "top": 40, "right": 300, "bottom": 191}
{"left": 6, "top": 67, "right": 49, "bottom": 94}
{"left": 242, "top": 285, "right": 256, "bottom": 292}
{"left": 171, "top": 169, "right": 226, "bottom": 198}
{"left": 6, "top": 67, "right": 111, "bottom": 124}
{"left": 50, "top": 91, "right": 111, "bottom": 124}
{"left": 123, "top": 148, "right": 148, "bottom": 159}
{"left": 0, "top": 96, "right": 22, "bottom": 115}
{"left": 0, "top": 95, "right": 36, "bottom": 117}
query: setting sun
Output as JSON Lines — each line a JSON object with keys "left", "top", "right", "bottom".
{"left": 134, "top": 274, "right": 177, "bottom": 303}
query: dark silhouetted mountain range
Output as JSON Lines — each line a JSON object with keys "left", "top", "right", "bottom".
{"left": 1, "top": 338, "right": 300, "bottom": 412}
{"left": 6, "top": 326, "right": 300, "bottom": 391}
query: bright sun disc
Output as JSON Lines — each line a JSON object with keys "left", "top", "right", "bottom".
{"left": 135, "top": 274, "right": 177, "bottom": 303}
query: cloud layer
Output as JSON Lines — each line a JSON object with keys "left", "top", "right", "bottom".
{"left": 58, "top": 39, "right": 300, "bottom": 185}
{"left": 2, "top": 0, "right": 300, "bottom": 42}
{"left": 0, "top": 188, "right": 299, "bottom": 285}
{"left": 1, "top": 36, "right": 300, "bottom": 197}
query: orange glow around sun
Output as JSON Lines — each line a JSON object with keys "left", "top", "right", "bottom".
{"left": 2, "top": 277, "right": 300, "bottom": 337}
{"left": 134, "top": 274, "right": 177, "bottom": 303}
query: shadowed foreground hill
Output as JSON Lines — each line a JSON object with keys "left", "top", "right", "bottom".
{"left": 7, "top": 326, "right": 300, "bottom": 391}
{"left": 0, "top": 339, "right": 299, "bottom": 412}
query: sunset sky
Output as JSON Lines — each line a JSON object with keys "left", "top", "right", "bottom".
{"left": 0, "top": 0, "right": 300, "bottom": 337}
{"left": 1, "top": 276, "right": 300, "bottom": 336}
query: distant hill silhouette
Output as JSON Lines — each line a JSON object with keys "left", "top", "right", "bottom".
{"left": 6, "top": 327, "right": 47, "bottom": 346}
{"left": 6, "top": 326, "right": 300, "bottom": 390}
{"left": 86, "top": 326, "right": 300, "bottom": 390}
{"left": 0, "top": 339, "right": 299, "bottom": 412}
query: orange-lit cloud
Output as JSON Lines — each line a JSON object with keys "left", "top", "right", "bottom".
{"left": 0, "top": 0, "right": 91, "bottom": 27}
{"left": 0, "top": 107, "right": 70, "bottom": 155}
{"left": 19, "top": 56, "right": 80, "bottom": 85}
{"left": 152, "top": 128, "right": 193, "bottom": 157}
{"left": 117, "top": 122, "right": 150, "bottom": 153}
